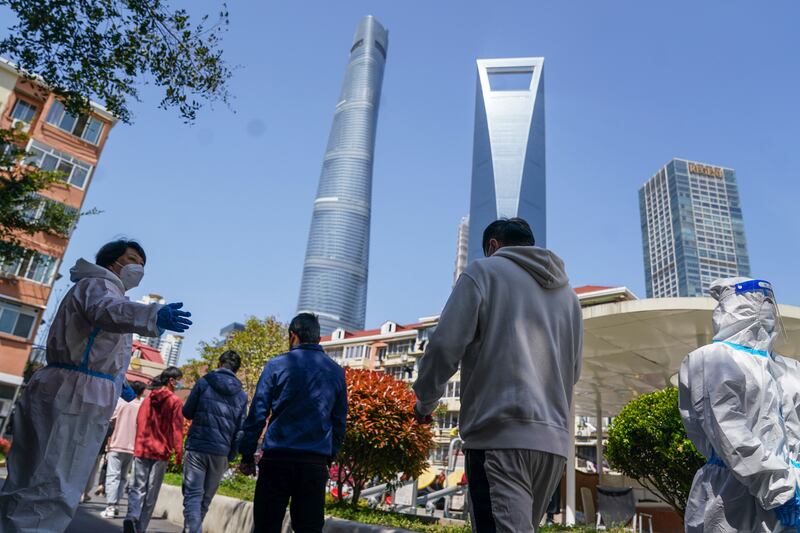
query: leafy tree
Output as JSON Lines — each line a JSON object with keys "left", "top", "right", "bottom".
{"left": 605, "top": 387, "right": 704, "bottom": 517}
{"left": 1, "top": 0, "right": 232, "bottom": 123}
{"left": 0, "top": 127, "right": 83, "bottom": 262}
{"left": 190, "top": 316, "right": 289, "bottom": 398}
{"left": 0, "top": 0, "right": 233, "bottom": 262}
{"left": 333, "top": 369, "right": 435, "bottom": 506}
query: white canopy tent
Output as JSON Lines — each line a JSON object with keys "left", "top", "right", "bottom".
{"left": 563, "top": 297, "right": 800, "bottom": 524}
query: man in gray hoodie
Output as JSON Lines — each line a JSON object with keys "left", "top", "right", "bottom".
{"left": 413, "top": 218, "right": 583, "bottom": 533}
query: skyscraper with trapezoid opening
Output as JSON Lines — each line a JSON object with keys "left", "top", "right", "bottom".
{"left": 468, "top": 57, "right": 546, "bottom": 262}
{"left": 297, "top": 15, "right": 388, "bottom": 335}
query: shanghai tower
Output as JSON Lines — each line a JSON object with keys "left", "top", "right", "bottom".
{"left": 297, "top": 15, "right": 388, "bottom": 335}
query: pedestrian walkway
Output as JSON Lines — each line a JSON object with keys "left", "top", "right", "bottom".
{"left": 66, "top": 498, "right": 182, "bottom": 533}
{"left": 2, "top": 468, "right": 181, "bottom": 533}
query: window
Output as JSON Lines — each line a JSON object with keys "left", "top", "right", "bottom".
{"left": 430, "top": 444, "right": 449, "bottom": 463}
{"left": 45, "top": 100, "right": 104, "bottom": 144}
{"left": 384, "top": 365, "right": 413, "bottom": 381}
{"left": 344, "top": 344, "right": 368, "bottom": 360}
{"left": 326, "top": 347, "right": 343, "bottom": 360}
{"left": 444, "top": 381, "right": 461, "bottom": 399}
{"left": 26, "top": 140, "right": 93, "bottom": 189}
{"left": 11, "top": 99, "right": 37, "bottom": 123}
{"left": 436, "top": 412, "right": 459, "bottom": 430}
{"left": 21, "top": 194, "right": 78, "bottom": 232}
{"left": 0, "top": 250, "right": 59, "bottom": 285}
{"left": 0, "top": 300, "right": 37, "bottom": 339}
{"left": 374, "top": 41, "right": 387, "bottom": 58}
{"left": 385, "top": 339, "right": 414, "bottom": 357}
{"left": 487, "top": 69, "right": 533, "bottom": 91}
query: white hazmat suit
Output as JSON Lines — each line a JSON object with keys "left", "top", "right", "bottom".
{"left": 679, "top": 277, "right": 798, "bottom": 532}
{"left": 0, "top": 259, "right": 163, "bottom": 533}
{"left": 775, "top": 355, "right": 800, "bottom": 465}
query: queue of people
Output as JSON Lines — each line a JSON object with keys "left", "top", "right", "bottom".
{"left": 0, "top": 221, "right": 586, "bottom": 533}
{"left": 3, "top": 218, "right": 794, "bottom": 533}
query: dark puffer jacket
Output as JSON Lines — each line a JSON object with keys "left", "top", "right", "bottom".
{"left": 183, "top": 368, "right": 248, "bottom": 459}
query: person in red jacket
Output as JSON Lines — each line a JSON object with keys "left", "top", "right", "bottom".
{"left": 124, "top": 367, "right": 185, "bottom": 533}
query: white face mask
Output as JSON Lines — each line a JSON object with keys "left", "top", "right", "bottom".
{"left": 116, "top": 263, "right": 144, "bottom": 291}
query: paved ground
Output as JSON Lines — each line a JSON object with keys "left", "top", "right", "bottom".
{"left": 66, "top": 496, "right": 183, "bottom": 533}
{"left": 1, "top": 468, "right": 182, "bottom": 533}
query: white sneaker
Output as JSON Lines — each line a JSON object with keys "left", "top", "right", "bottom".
{"left": 100, "top": 506, "right": 118, "bottom": 518}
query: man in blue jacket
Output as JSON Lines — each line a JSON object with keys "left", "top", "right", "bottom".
{"left": 239, "top": 313, "right": 347, "bottom": 533}
{"left": 181, "top": 350, "right": 248, "bottom": 533}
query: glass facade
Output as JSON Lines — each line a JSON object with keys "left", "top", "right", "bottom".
{"left": 468, "top": 58, "right": 546, "bottom": 262}
{"left": 639, "top": 158, "right": 750, "bottom": 298}
{"left": 297, "top": 16, "right": 388, "bottom": 334}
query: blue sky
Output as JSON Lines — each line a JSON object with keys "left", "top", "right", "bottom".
{"left": 30, "top": 1, "right": 800, "bottom": 363}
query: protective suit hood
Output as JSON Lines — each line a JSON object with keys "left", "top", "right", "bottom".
{"left": 70, "top": 258, "right": 125, "bottom": 293}
{"left": 205, "top": 368, "right": 243, "bottom": 397}
{"left": 493, "top": 246, "right": 569, "bottom": 289}
{"left": 710, "top": 276, "right": 778, "bottom": 354}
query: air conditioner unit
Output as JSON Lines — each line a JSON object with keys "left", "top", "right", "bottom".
{"left": 11, "top": 119, "right": 30, "bottom": 133}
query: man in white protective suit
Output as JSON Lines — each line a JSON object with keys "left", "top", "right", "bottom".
{"left": 774, "top": 354, "right": 800, "bottom": 469}
{"left": 679, "top": 277, "right": 800, "bottom": 532}
{"left": 0, "top": 240, "right": 193, "bottom": 533}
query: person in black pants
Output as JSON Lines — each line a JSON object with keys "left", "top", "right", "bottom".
{"left": 239, "top": 313, "right": 348, "bottom": 533}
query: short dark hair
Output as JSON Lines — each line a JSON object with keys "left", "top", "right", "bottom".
{"left": 289, "top": 313, "right": 321, "bottom": 344}
{"left": 130, "top": 380, "right": 146, "bottom": 397}
{"left": 162, "top": 366, "right": 183, "bottom": 381}
{"left": 95, "top": 239, "right": 147, "bottom": 267}
{"left": 219, "top": 350, "right": 241, "bottom": 373}
{"left": 482, "top": 218, "right": 535, "bottom": 255}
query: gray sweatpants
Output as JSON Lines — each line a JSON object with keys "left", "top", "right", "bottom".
{"left": 182, "top": 450, "right": 229, "bottom": 533}
{"left": 126, "top": 457, "right": 167, "bottom": 532}
{"left": 466, "top": 449, "right": 566, "bottom": 533}
{"left": 105, "top": 451, "right": 134, "bottom": 506}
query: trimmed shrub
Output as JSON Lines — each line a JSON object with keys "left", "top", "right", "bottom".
{"left": 606, "top": 387, "right": 703, "bottom": 517}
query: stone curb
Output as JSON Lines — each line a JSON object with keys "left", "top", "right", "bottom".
{"left": 154, "top": 483, "right": 419, "bottom": 533}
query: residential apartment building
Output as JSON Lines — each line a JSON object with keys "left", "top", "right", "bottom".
{"left": 0, "top": 59, "right": 117, "bottom": 412}
{"left": 639, "top": 158, "right": 750, "bottom": 297}
{"left": 320, "top": 285, "right": 636, "bottom": 465}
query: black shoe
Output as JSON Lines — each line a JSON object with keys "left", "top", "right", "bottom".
{"left": 123, "top": 518, "right": 137, "bottom": 533}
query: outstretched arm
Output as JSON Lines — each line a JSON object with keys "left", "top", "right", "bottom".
{"left": 76, "top": 278, "right": 161, "bottom": 337}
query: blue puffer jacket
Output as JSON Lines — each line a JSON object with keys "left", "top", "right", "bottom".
{"left": 183, "top": 368, "right": 248, "bottom": 459}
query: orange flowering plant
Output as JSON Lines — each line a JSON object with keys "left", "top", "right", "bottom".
{"left": 333, "top": 369, "right": 434, "bottom": 506}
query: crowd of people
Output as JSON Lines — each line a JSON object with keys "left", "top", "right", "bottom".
{"left": 0, "top": 216, "right": 794, "bottom": 533}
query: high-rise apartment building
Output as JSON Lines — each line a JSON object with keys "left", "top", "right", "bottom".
{"left": 468, "top": 58, "right": 546, "bottom": 263}
{"left": 453, "top": 216, "right": 469, "bottom": 286}
{"left": 297, "top": 16, "right": 388, "bottom": 334}
{"left": 158, "top": 333, "right": 184, "bottom": 367}
{"left": 132, "top": 293, "right": 184, "bottom": 366}
{"left": 0, "top": 59, "right": 117, "bottom": 413}
{"left": 639, "top": 158, "right": 750, "bottom": 298}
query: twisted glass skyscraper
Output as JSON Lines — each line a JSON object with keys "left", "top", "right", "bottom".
{"left": 297, "top": 16, "right": 388, "bottom": 335}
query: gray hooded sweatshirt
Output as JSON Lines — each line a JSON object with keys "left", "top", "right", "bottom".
{"left": 413, "top": 246, "right": 583, "bottom": 458}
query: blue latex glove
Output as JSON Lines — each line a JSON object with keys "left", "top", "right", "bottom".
{"left": 120, "top": 381, "right": 136, "bottom": 402}
{"left": 775, "top": 491, "right": 800, "bottom": 527}
{"left": 157, "top": 302, "right": 193, "bottom": 333}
